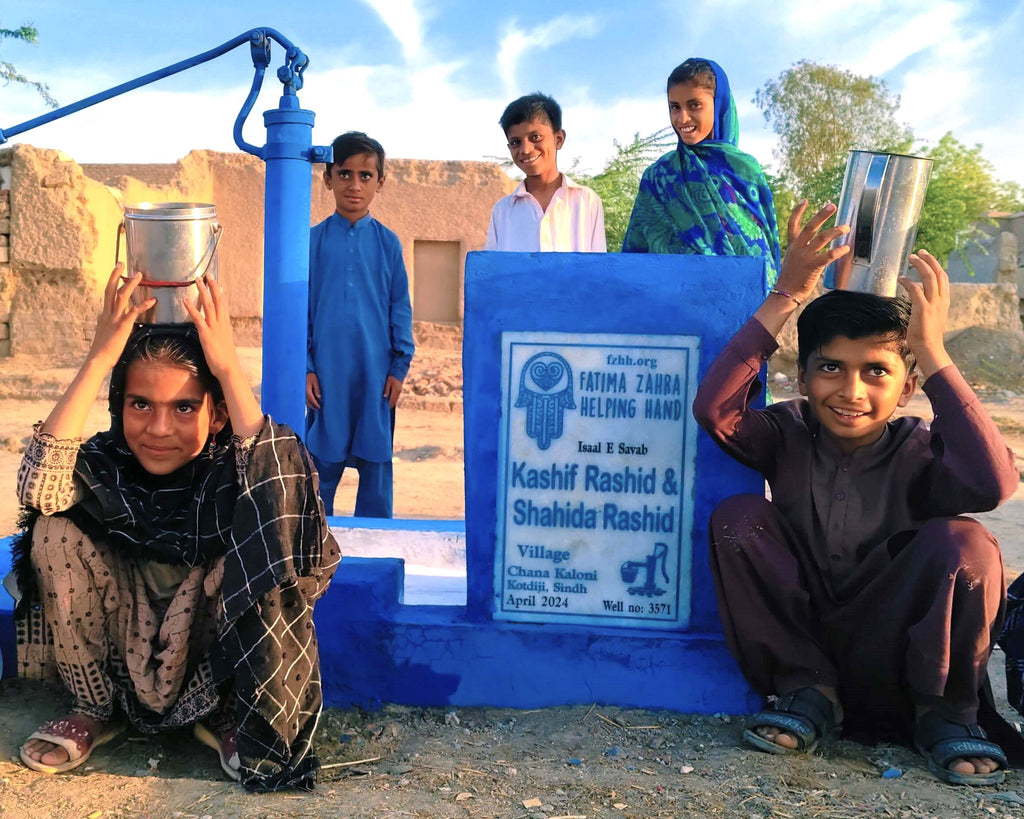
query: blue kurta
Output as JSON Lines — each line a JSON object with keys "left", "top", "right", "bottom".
{"left": 306, "top": 212, "right": 414, "bottom": 464}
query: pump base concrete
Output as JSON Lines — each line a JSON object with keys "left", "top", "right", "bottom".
{"left": 0, "top": 531, "right": 758, "bottom": 714}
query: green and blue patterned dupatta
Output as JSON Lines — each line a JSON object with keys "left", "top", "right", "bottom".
{"left": 621, "top": 58, "right": 780, "bottom": 286}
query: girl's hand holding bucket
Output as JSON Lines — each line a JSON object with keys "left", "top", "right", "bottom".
{"left": 41, "top": 264, "right": 156, "bottom": 441}
{"left": 184, "top": 277, "right": 264, "bottom": 438}
{"left": 90, "top": 264, "right": 156, "bottom": 371}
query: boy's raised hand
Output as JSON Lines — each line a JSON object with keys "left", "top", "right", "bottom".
{"left": 898, "top": 249, "right": 954, "bottom": 378}
{"left": 754, "top": 201, "right": 850, "bottom": 337}
{"left": 777, "top": 200, "right": 850, "bottom": 302}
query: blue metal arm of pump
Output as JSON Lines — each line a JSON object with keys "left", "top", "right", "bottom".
{"left": 232, "top": 33, "right": 273, "bottom": 158}
{"left": 232, "top": 29, "right": 317, "bottom": 158}
{"left": 0, "top": 27, "right": 307, "bottom": 147}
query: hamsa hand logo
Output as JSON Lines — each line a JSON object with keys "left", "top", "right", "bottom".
{"left": 516, "top": 352, "right": 575, "bottom": 450}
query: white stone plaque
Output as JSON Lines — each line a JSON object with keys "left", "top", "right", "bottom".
{"left": 494, "top": 332, "right": 701, "bottom": 629}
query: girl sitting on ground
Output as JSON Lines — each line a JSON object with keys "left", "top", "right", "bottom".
{"left": 622, "top": 57, "right": 781, "bottom": 286}
{"left": 13, "top": 266, "right": 340, "bottom": 791}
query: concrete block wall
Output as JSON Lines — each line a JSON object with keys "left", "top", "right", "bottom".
{"left": 0, "top": 145, "right": 123, "bottom": 360}
{"left": 948, "top": 213, "right": 1024, "bottom": 284}
{"left": 315, "top": 556, "right": 756, "bottom": 713}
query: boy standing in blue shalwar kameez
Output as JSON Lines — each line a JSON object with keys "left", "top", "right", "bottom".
{"left": 306, "top": 131, "right": 415, "bottom": 517}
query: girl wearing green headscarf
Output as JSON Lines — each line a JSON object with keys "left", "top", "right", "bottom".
{"left": 622, "top": 58, "right": 780, "bottom": 286}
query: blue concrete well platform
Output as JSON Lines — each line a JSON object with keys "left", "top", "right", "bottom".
{"left": 0, "top": 252, "right": 767, "bottom": 716}
{"left": 0, "top": 529, "right": 758, "bottom": 714}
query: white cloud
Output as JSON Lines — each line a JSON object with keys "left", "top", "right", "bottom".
{"left": 560, "top": 94, "right": 666, "bottom": 176}
{"left": 496, "top": 14, "right": 601, "bottom": 98}
{"left": 2, "top": 26, "right": 626, "bottom": 175}
{"left": 973, "top": 117, "right": 1024, "bottom": 192}
{"left": 4, "top": 0, "right": 1021, "bottom": 189}
{"left": 879, "top": 4, "right": 1016, "bottom": 181}
{"left": 303, "top": 60, "right": 502, "bottom": 163}
{"left": 841, "top": 3, "right": 969, "bottom": 77}
{"left": 5, "top": 85, "right": 266, "bottom": 163}
{"left": 899, "top": 64, "right": 973, "bottom": 138}
{"left": 780, "top": 0, "right": 858, "bottom": 29}
{"left": 358, "top": 0, "right": 426, "bottom": 61}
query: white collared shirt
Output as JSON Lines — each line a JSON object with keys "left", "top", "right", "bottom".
{"left": 484, "top": 174, "right": 607, "bottom": 252}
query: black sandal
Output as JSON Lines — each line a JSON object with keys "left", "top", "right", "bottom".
{"left": 743, "top": 687, "right": 838, "bottom": 755}
{"left": 914, "top": 710, "right": 1007, "bottom": 785}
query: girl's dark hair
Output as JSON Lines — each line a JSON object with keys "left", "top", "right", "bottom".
{"left": 797, "top": 290, "right": 915, "bottom": 371}
{"left": 667, "top": 59, "right": 717, "bottom": 94}
{"left": 126, "top": 332, "right": 223, "bottom": 404}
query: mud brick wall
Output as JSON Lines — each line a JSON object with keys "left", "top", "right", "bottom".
{"left": 0, "top": 154, "right": 13, "bottom": 357}
{"left": 0, "top": 144, "right": 515, "bottom": 357}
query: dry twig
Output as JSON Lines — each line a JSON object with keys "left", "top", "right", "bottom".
{"left": 595, "top": 712, "right": 662, "bottom": 730}
{"left": 321, "top": 755, "right": 381, "bottom": 770}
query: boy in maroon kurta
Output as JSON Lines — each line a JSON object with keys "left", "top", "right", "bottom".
{"left": 693, "top": 202, "right": 1019, "bottom": 785}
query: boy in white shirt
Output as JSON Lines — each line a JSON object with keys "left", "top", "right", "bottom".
{"left": 485, "top": 93, "right": 606, "bottom": 252}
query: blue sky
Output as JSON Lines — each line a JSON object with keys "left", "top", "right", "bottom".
{"left": 3, "top": 0, "right": 1023, "bottom": 187}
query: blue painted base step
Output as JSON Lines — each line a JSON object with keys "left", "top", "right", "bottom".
{"left": 0, "top": 535, "right": 756, "bottom": 714}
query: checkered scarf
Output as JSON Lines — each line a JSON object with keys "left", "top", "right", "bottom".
{"left": 210, "top": 419, "right": 339, "bottom": 791}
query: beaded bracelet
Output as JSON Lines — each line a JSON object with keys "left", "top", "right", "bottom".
{"left": 768, "top": 288, "right": 801, "bottom": 305}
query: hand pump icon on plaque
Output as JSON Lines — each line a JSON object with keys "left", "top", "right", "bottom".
{"left": 620, "top": 543, "right": 669, "bottom": 597}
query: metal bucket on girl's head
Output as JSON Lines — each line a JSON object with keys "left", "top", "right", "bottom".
{"left": 823, "top": 151, "right": 933, "bottom": 298}
{"left": 116, "top": 202, "right": 222, "bottom": 324}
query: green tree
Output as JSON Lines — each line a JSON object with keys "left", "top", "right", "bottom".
{"left": 915, "top": 133, "right": 1024, "bottom": 265}
{"left": 754, "top": 60, "right": 912, "bottom": 207}
{"left": 762, "top": 171, "right": 801, "bottom": 253}
{"left": 1, "top": 23, "right": 57, "bottom": 109}
{"left": 994, "top": 179, "right": 1024, "bottom": 214}
{"left": 577, "top": 128, "right": 675, "bottom": 251}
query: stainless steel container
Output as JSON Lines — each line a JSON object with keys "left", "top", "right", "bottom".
{"left": 824, "top": 151, "right": 933, "bottom": 297}
{"left": 117, "top": 202, "right": 222, "bottom": 324}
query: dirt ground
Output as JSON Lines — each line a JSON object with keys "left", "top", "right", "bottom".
{"left": 6, "top": 677, "right": 1024, "bottom": 819}
{"left": 1, "top": 341, "right": 1024, "bottom": 819}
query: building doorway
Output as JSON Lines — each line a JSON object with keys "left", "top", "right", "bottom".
{"left": 413, "top": 240, "right": 461, "bottom": 323}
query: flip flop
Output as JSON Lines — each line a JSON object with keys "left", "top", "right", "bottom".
{"left": 743, "top": 687, "right": 838, "bottom": 756}
{"left": 20, "top": 714, "right": 126, "bottom": 774}
{"left": 193, "top": 721, "right": 241, "bottom": 781}
{"left": 915, "top": 710, "right": 1007, "bottom": 785}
